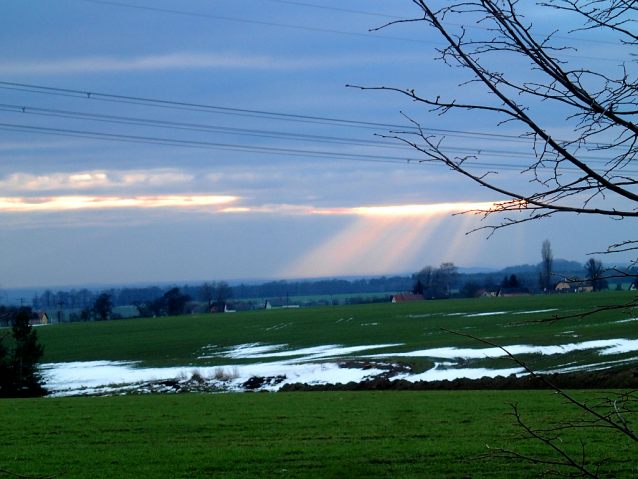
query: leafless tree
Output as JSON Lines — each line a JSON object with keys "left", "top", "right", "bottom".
{"left": 416, "top": 265, "right": 435, "bottom": 287}
{"left": 456, "top": 333, "right": 638, "bottom": 479}
{"left": 215, "top": 281, "right": 234, "bottom": 303}
{"left": 434, "top": 262, "right": 459, "bottom": 295}
{"left": 349, "top": 0, "right": 638, "bottom": 475}
{"left": 539, "top": 240, "right": 554, "bottom": 290}
{"left": 200, "top": 281, "right": 217, "bottom": 309}
{"left": 350, "top": 0, "right": 638, "bottom": 287}
{"left": 585, "top": 257, "right": 608, "bottom": 291}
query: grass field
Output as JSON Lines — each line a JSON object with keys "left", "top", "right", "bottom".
{"left": 31, "top": 291, "right": 638, "bottom": 372}
{"left": 2, "top": 391, "right": 636, "bottom": 478}
{"left": 2, "top": 292, "right": 637, "bottom": 477}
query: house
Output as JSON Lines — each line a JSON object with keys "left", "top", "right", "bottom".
{"left": 475, "top": 290, "right": 494, "bottom": 298}
{"left": 500, "top": 287, "right": 532, "bottom": 297}
{"left": 555, "top": 282, "right": 573, "bottom": 292}
{"left": 264, "top": 298, "right": 300, "bottom": 309}
{"left": 30, "top": 312, "right": 49, "bottom": 326}
{"left": 474, "top": 289, "right": 501, "bottom": 298}
{"left": 210, "top": 302, "right": 235, "bottom": 313}
{"left": 391, "top": 294, "right": 424, "bottom": 302}
{"left": 554, "top": 282, "right": 593, "bottom": 293}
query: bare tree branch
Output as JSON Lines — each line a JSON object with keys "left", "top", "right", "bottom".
{"left": 360, "top": 0, "right": 638, "bottom": 267}
{"left": 0, "top": 470, "right": 66, "bottom": 479}
{"left": 444, "top": 329, "right": 637, "bottom": 476}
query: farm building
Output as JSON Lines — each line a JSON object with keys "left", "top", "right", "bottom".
{"left": 391, "top": 294, "right": 424, "bottom": 302}
{"left": 554, "top": 282, "right": 593, "bottom": 293}
{"left": 500, "top": 287, "right": 532, "bottom": 297}
{"left": 30, "top": 312, "right": 49, "bottom": 326}
{"left": 474, "top": 289, "right": 499, "bottom": 298}
{"left": 264, "top": 299, "right": 300, "bottom": 309}
{"left": 210, "top": 302, "right": 235, "bottom": 313}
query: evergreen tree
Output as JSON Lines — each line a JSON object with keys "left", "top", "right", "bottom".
{"left": 0, "top": 330, "right": 10, "bottom": 393}
{"left": 0, "top": 309, "right": 46, "bottom": 397}
{"left": 412, "top": 280, "right": 424, "bottom": 295}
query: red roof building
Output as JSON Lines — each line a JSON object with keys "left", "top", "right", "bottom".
{"left": 391, "top": 294, "right": 425, "bottom": 302}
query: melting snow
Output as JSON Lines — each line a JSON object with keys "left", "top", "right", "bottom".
{"left": 512, "top": 309, "right": 559, "bottom": 315}
{"left": 613, "top": 318, "right": 638, "bottom": 325}
{"left": 203, "top": 343, "right": 402, "bottom": 360}
{"left": 369, "top": 338, "right": 638, "bottom": 359}
{"left": 40, "top": 360, "right": 385, "bottom": 397}
{"left": 396, "top": 364, "right": 525, "bottom": 382}
{"left": 39, "top": 337, "right": 638, "bottom": 397}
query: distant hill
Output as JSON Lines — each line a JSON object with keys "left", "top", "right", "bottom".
{"left": 6, "top": 259, "right": 634, "bottom": 309}
{"left": 500, "top": 259, "right": 584, "bottom": 275}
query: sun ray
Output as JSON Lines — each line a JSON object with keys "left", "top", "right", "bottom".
{"left": 280, "top": 203, "right": 490, "bottom": 278}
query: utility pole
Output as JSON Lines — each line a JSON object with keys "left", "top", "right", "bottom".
{"left": 18, "top": 298, "right": 26, "bottom": 308}
{"left": 57, "top": 301, "right": 65, "bottom": 323}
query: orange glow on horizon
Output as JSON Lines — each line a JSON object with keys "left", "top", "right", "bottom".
{"left": 0, "top": 195, "right": 238, "bottom": 211}
{"left": 0, "top": 197, "right": 501, "bottom": 217}
{"left": 314, "top": 202, "right": 498, "bottom": 216}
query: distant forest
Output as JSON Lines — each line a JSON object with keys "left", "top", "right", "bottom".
{"left": 31, "top": 276, "right": 414, "bottom": 310}
{"left": 29, "top": 258, "right": 635, "bottom": 311}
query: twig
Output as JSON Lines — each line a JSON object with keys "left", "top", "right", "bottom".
{"left": 0, "top": 470, "right": 66, "bottom": 479}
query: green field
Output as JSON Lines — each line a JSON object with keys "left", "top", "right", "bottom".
{"left": 31, "top": 291, "right": 638, "bottom": 372}
{"left": 2, "top": 391, "right": 636, "bottom": 478}
{"left": 2, "top": 292, "right": 637, "bottom": 478}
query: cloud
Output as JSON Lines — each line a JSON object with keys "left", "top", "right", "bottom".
{"left": 239, "top": 202, "right": 497, "bottom": 217}
{"left": 0, "top": 169, "right": 194, "bottom": 192}
{"left": 0, "top": 193, "right": 499, "bottom": 217}
{"left": 0, "top": 52, "right": 415, "bottom": 75}
{"left": 0, "top": 195, "right": 237, "bottom": 212}
{"left": 313, "top": 203, "right": 497, "bottom": 216}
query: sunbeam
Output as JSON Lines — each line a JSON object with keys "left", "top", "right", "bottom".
{"left": 280, "top": 203, "right": 496, "bottom": 278}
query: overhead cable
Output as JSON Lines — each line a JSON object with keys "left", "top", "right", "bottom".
{"left": 0, "top": 103, "right": 624, "bottom": 165}
{"left": 0, "top": 81, "right": 548, "bottom": 143}
{"left": 2, "top": 122, "right": 635, "bottom": 176}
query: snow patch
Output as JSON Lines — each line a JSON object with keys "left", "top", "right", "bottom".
{"left": 369, "top": 338, "right": 638, "bottom": 360}
{"left": 512, "top": 309, "right": 559, "bottom": 315}
{"left": 39, "top": 338, "right": 638, "bottom": 397}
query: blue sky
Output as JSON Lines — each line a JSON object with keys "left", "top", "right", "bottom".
{"left": 1, "top": 0, "right": 635, "bottom": 288}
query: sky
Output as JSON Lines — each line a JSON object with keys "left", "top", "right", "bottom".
{"left": 1, "top": 0, "right": 636, "bottom": 289}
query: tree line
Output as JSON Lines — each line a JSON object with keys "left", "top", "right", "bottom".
{"left": 30, "top": 276, "right": 415, "bottom": 311}
{"left": 26, "top": 249, "right": 637, "bottom": 320}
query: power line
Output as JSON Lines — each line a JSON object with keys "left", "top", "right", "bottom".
{"left": 0, "top": 103, "right": 526, "bottom": 152}
{"left": 0, "top": 122, "right": 420, "bottom": 164}
{"left": 252, "top": 0, "right": 405, "bottom": 20}
{"left": 0, "top": 103, "right": 411, "bottom": 149}
{"left": 75, "top": 0, "right": 436, "bottom": 45}
{"left": 2, "top": 82, "right": 632, "bottom": 156}
{"left": 75, "top": 0, "right": 627, "bottom": 59}
{"left": 0, "top": 103, "right": 625, "bottom": 165}
{"left": 3, "top": 122, "right": 635, "bottom": 175}
{"left": 0, "top": 81, "right": 539, "bottom": 143}
{"left": 251, "top": 0, "right": 621, "bottom": 46}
